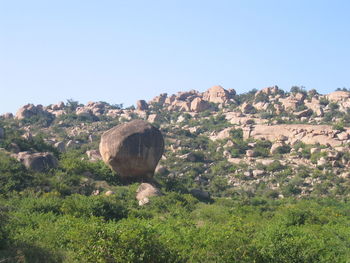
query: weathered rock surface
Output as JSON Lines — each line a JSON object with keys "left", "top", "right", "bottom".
{"left": 99, "top": 120, "right": 164, "bottom": 181}
{"left": 16, "top": 152, "right": 58, "bottom": 172}
{"left": 248, "top": 124, "right": 348, "bottom": 147}
{"left": 327, "top": 91, "right": 350, "bottom": 102}
{"left": 137, "top": 100, "right": 149, "bottom": 111}
{"left": 203, "top": 85, "right": 231, "bottom": 104}
{"left": 136, "top": 183, "right": 161, "bottom": 205}
{"left": 15, "top": 104, "right": 52, "bottom": 120}
{"left": 190, "top": 97, "right": 210, "bottom": 112}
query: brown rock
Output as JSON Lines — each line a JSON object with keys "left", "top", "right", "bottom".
{"left": 51, "top": 101, "right": 65, "bottom": 110}
{"left": 15, "top": 104, "right": 52, "bottom": 120}
{"left": 168, "top": 100, "right": 191, "bottom": 112}
{"left": 148, "top": 114, "right": 160, "bottom": 123}
{"left": 1, "top": 113, "right": 13, "bottom": 119}
{"left": 256, "top": 86, "right": 280, "bottom": 96}
{"left": 99, "top": 120, "right": 164, "bottom": 182}
{"left": 279, "top": 97, "right": 300, "bottom": 111}
{"left": 136, "top": 100, "right": 149, "bottom": 111}
{"left": 203, "top": 85, "right": 231, "bottom": 104}
{"left": 240, "top": 102, "right": 255, "bottom": 114}
{"left": 136, "top": 183, "right": 161, "bottom": 205}
{"left": 327, "top": 91, "right": 350, "bottom": 102}
{"left": 246, "top": 150, "right": 255, "bottom": 157}
{"left": 294, "top": 109, "right": 313, "bottom": 118}
{"left": 75, "top": 107, "right": 93, "bottom": 117}
{"left": 149, "top": 93, "right": 167, "bottom": 105}
{"left": 190, "top": 97, "right": 210, "bottom": 112}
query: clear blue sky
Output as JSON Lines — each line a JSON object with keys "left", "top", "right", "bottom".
{"left": 1, "top": 0, "right": 349, "bottom": 114}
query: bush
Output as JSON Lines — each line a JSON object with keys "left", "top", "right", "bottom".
{"left": 61, "top": 194, "right": 127, "bottom": 221}
{"left": 0, "top": 152, "right": 33, "bottom": 194}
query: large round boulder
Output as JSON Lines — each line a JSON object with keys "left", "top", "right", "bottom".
{"left": 99, "top": 120, "right": 164, "bottom": 182}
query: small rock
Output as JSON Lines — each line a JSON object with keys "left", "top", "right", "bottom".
{"left": 105, "top": 190, "right": 115, "bottom": 196}
{"left": 136, "top": 183, "right": 161, "bottom": 206}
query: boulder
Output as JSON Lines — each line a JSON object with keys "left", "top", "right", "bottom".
{"left": 240, "top": 102, "right": 255, "bottom": 114}
{"left": 256, "top": 85, "right": 279, "bottom": 96}
{"left": 149, "top": 93, "right": 167, "bottom": 105}
{"left": 168, "top": 100, "right": 191, "bottom": 112}
{"left": 270, "top": 141, "right": 286, "bottom": 154}
{"left": 293, "top": 93, "right": 306, "bottom": 101}
{"left": 190, "top": 189, "right": 211, "bottom": 200}
{"left": 1, "top": 113, "right": 13, "bottom": 119}
{"left": 99, "top": 120, "right": 164, "bottom": 181}
{"left": 327, "top": 91, "right": 350, "bottom": 102}
{"left": 337, "top": 132, "right": 349, "bottom": 141}
{"left": 54, "top": 142, "right": 65, "bottom": 152}
{"left": 105, "top": 190, "right": 115, "bottom": 196}
{"left": 279, "top": 97, "right": 300, "bottom": 111}
{"left": 190, "top": 97, "right": 210, "bottom": 112}
{"left": 294, "top": 109, "right": 313, "bottom": 118}
{"left": 51, "top": 101, "right": 65, "bottom": 110}
{"left": 136, "top": 100, "right": 149, "bottom": 111}
{"left": 246, "top": 150, "right": 255, "bottom": 157}
{"left": 317, "top": 157, "right": 327, "bottom": 166}
{"left": 252, "top": 170, "right": 265, "bottom": 177}
{"left": 176, "top": 90, "right": 199, "bottom": 101}
{"left": 76, "top": 107, "right": 93, "bottom": 117}
{"left": 136, "top": 183, "right": 161, "bottom": 206}
{"left": 203, "top": 85, "right": 231, "bottom": 104}
{"left": 16, "top": 152, "right": 58, "bottom": 172}
{"left": 148, "top": 114, "right": 160, "bottom": 123}
{"left": 15, "top": 104, "right": 52, "bottom": 120}
{"left": 86, "top": 150, "right": 102, "bottom": 161}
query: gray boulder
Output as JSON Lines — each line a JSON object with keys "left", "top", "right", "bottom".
{"left": 99, "top": 120, "right": 164, "bottom": 182}
{"left": 16, "top": 152, "right": 58, "bottom": 172}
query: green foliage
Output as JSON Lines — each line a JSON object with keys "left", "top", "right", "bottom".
{"left": 254, "top": 140, "right": 272, "bottom": 157}
{"left": 0, "top": 152, "right": 32, "bottom": 194}
{"left": 275, "top": 145, "right": 291, "bottom": 154}
{"left": 290, "top": 85, "right": 306, "bottom": 94}
{"left": 61, "top": 194, "right": 127, "bottom": 220}
{"left": 333, "top": 121, "right": 345, "bottom": 132}
{"left": 229, "top": 128, "right": 243, "bottom": 140}
{"left": 266, "top": 160, "right": 285, "bottom": 172}
{"left": 0, "top": 131, "right": 59, "bottom": 156}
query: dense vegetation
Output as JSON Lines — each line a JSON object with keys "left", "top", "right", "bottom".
{"left": 2, "top": 87, "right": 350, "bottom": 262}
{"left": 0, "top": 145, "right": 350, "bottom": 262}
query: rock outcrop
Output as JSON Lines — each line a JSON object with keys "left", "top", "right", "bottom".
{"left": 99, "top": 120, "right": 164, "bottom": 181}
{"left": 15, "top": 104, "right": 53, "bottom": 120}
{"left": 190, "top": 97, "right": 210, "bottom": 112}
{"left": 137, "top": 100, "right": 149, "bottom": 111}
{"left": 203, "top": 85, "right": 232, "bottom": 104}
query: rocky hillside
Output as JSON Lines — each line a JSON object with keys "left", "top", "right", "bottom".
{"left": 2, "top": 85, "right": 350, "bottom": 199}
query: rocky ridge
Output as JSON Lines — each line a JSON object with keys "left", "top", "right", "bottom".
{"left": 2, "top": 85, "right": 350, "bottom": 199}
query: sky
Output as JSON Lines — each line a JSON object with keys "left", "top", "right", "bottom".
{"left": 1, "top": 0, "right": 350, "bottom": 114}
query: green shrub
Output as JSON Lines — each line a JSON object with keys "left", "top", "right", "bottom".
{"left": 0, "top": 152, "right": 33, "bottom": 194}
{"left": 61, "top": 195, "right": 127, "bottom": 221}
